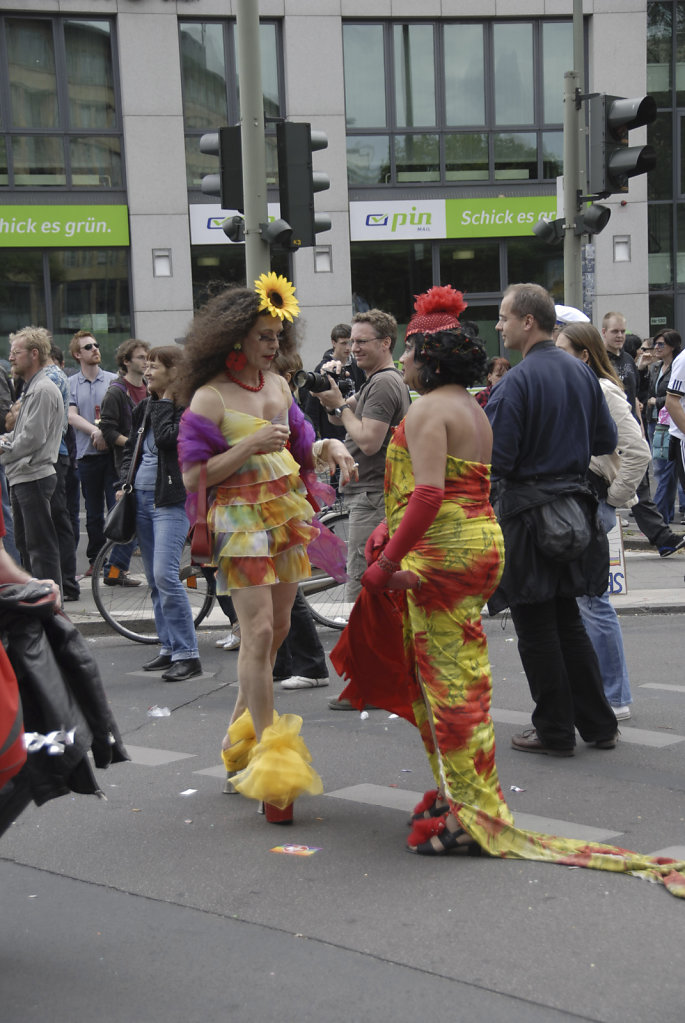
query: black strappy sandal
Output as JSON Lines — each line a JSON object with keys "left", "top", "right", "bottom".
{"left": 407, "top": 814, "right": 484, "bottom": 857}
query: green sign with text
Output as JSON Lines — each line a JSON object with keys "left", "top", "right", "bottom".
{"left": 445, "top": 196, "right": 558, "bottom": 238}
{"left": 0, "top": 205, "right": 129, "bottom": 247}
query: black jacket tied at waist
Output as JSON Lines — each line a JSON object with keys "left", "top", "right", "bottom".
{"left": 488, "top": 475, "right": 609, "bottom": 614}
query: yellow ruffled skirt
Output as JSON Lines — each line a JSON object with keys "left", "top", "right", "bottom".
{"left": 221, "top": 709, "right": 323, "bottom": 810}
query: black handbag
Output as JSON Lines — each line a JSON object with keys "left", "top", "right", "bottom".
{"left": 103, "top": 401, "right": 151, "bottom": 544}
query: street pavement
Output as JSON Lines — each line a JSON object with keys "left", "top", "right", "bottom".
{"left": 2, "top": 521, "right": 685, "bottom": 1022}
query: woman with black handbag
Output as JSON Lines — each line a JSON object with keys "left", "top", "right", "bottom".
{"left": 118, "top": 346, "right": 201, "bottom": 682}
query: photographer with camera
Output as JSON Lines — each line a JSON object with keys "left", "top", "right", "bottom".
{"left": 316, "top": 310, "right": 410, "bottom": 656}
{"left": 303, "top": 324, "right": 364, "bottom": 441}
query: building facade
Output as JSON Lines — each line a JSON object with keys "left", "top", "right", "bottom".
{"left": 0, "top": 1, "right": 658, "bottom": 370}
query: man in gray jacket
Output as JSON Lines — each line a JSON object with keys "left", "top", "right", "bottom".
{"left": 0, "top": 327, "right": 63, "bottom": 589}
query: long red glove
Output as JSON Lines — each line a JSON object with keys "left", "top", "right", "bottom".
{"left": 361, "top": 484, "right": 444, "bottom": 592}
{"left": 364, "top": 520, "right": 389, "bottom": 565}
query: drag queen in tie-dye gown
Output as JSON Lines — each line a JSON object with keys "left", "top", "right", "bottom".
{"left": 332, "top": 285, "right": 685, "bottom": 898}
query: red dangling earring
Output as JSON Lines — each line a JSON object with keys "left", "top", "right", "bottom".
{"left": 225, "top": 344, "right": 247, "bottom": 373}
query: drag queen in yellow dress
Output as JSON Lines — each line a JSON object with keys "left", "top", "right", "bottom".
{"left": 332, "top": 286, "right": 685, "bottom": 897}
{"left": 179, "top": 277, "right": 353, "bottom": 823}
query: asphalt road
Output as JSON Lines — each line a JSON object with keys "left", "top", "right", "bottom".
{"left": 2, "top": 609, "right": 685, "bottom": 1023}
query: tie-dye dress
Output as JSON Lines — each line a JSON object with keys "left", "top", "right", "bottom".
{"left": 208, "top": 406, "right": 319, "bottom": 593}
{"left": 333, "top": 419, "right": 685, "bottom": 898}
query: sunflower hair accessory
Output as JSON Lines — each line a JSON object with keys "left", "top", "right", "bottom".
{"left": 406, "top": 285, "right": 467, "bottom": 338}
{"left": 255, "top": 272, "right": 300, "bottom": 322}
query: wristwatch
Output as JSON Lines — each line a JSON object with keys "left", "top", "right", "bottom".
{"left": 330, "top": 406, "right": 344, "bottom": 418}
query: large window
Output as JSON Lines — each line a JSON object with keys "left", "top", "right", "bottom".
{"left": 0, "top": 17, "right": 122, "bottom": 190}
{"left": 350, "top": 238, "right": 562, "bottom": 357}
{"left": 343, "top": 19, "right": 571, "bottom": 187}
{"left": 180, "top": 20, "right": 284, "bottom": 191}
{"left": 0, "top": 248, "right": 131, "bottom": 367}
{"left": 647, "top": 1, "right": 685, "bottom": 329}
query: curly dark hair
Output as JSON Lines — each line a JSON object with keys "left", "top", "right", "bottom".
{"left": 178, "top": 284, "right": 297, "bottom": 404}
{"left": 410, "top": 327, "right": 488, "bottom": 391}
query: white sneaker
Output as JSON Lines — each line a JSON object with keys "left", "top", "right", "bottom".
{"left": 280, "top": 676, "right": 329, "bottom": 690}
{"left": 612, "top": 705, "right": 631, "bottom": 720}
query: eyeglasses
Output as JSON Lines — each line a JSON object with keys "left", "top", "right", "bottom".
{"left": 9, "top": 347, "right": 27, "bottom": 357}
{"left": 80, "top": 342, "right": 99, "bottom": 351}
{"left": 352, "top": 335, "right": 385, "bottom": 345}
{"left": 654, "top": 341, "right": 666, "bottom": 348}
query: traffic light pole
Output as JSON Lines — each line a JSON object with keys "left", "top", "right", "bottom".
{"left": 235, "top": 0, "right": 270, "bottom": 283}
{"left": 563, "top": 69, "right": 583, "bottom": 310}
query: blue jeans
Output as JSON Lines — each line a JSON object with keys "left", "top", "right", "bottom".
{"left": 577, "top": 501, "right": 631, "bottom": 708}
{"left": 135, "top": 488, "right": 197, "bottom": 661}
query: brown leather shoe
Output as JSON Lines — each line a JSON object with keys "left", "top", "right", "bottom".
{"left": 590, "top": 732, "right": 619, "bottom": 750}
{"left": 511, "top": 727, "right": 574, "bottom": 757}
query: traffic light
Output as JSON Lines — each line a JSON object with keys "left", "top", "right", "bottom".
{"left": 275, "top": 121, "right": 331, "bottom": 250}
{"left": 199, "top": 126, "right": 244, "bottom": 211}
{"left": 588, "top": 94, "right": 657, "bottom": 199}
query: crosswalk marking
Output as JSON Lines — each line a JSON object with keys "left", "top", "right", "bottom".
{"left": 125, "top": 744, "right": 197, "bottom": 766}
{"left": 490, "top": 708, "right": 685, "bottom": 747}
{"left": 640, "top": 682, "right": 685, "bottom": 694}
{"left": 194, "top": 765, "right": 227, "bottom": 779}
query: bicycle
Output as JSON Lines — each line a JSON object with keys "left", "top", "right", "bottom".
{"left": 91, "top": 536, "right": 215, "bottom": 644}
{"left": 299, "top": 504, "right": 351, "bottom": 630}
{"left": 92, "top": 504, "right": 350, "bottom": 642}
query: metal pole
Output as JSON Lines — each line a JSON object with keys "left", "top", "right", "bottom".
{"left": 235, "top": 0, "right": 270, "bottom": 283}
{"left": 563, "top": 71, "right": 582, "bottom": 309}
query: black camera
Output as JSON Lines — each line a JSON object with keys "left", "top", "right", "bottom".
{"left": 294, "top": 369, "right": 355, "bottom": 398}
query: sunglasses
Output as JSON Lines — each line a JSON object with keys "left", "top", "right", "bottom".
{"left": 80, "top": 342, "right": 100, "bottom": 351}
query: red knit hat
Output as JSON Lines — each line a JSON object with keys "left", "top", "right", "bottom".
{"left": 406, "top": 285, "right": 468, "bottom": 337}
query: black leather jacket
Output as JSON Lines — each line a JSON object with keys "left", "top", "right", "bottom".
{"left": 119, "top": 397, "right": 186, "bottom": 507}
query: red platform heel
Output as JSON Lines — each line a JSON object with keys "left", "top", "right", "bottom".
{"left": 263, "top": 801, "right": 294, "bottom": 824}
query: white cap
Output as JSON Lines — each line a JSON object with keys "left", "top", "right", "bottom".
{"left": 555, "top": 304, "right": 590, "bottom": 326}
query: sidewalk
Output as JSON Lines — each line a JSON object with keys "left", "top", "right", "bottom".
{"left": 65, "top": 517, "right": 685, "bottom": 638}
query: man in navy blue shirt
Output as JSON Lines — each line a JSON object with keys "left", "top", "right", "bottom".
{"left": 486, "top": 283, "right": 620, "bottom": 757}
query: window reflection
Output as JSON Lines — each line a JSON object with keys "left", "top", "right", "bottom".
{"left": 542, "top": 132, "right": 563, "bottom": 178}
{"left": 542, "top": 22, "right": 572, "bottom": 124}
{"left": 445, "top": 134, "right": 488, "bottom": 181}
{"left": 64, "top": 20, "right": 115, "bottom": 129}
{"left": 648, "top": 204, "right": 673, "bottom": 288}
{"left": 0, "top": 250, "right": 45, "bottom": 336}
{"left": 344, "top": 19, "right": 570, "bottom": 185}
{"left": 50, "top": 249, "right": 131, "bottom": 360}
{"left": 493, "top": 23, "right": 534, "bottom": 125}
{"left": 395, "top": 134, "right": 439, "bottom": 182}
{"left": 494, "top": 132, "right": 537, "bottom": 180}
{"left": 7, "top": 19, "right": 59, "bottom": 129}
{"left": 439, "top": 240, "right": 500, "bottom": 294}
{"left": 69, "top": 136, "right": 122, "bottom": 188}
{"left": 444, "top": 24, "right": 485, "bottom": 127}
{"left": 394, "top": 24, "right": 435, "bottom": 127}
{"left": 13, "top": 135, "right": 66, "bottom": 186}
{"left": 648, "top": 114, "right": 673, "bottom": 200}
{"left": 346, "top": 136, "right": 390, "bottom": 185}
{"left": 507, "top": 237, "right": 563, "bottom": 299}
{"left": 350, "top": 241, "right": 432, "bottom": 338}
{"left": 180, "top": 22, "right": 228, "bottom": 131}
{"left": 191, "top": 245, "right": 289, "bottom": 307}
{"left": 343, "top": 24, "right": 387, "bottom": 129}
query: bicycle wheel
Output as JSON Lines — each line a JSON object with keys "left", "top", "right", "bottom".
{"left": 92, "top": 537, "right": 214, "bottom": 644}
{"left": 300, "top": 509, "right": 352, "bottom": 630}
